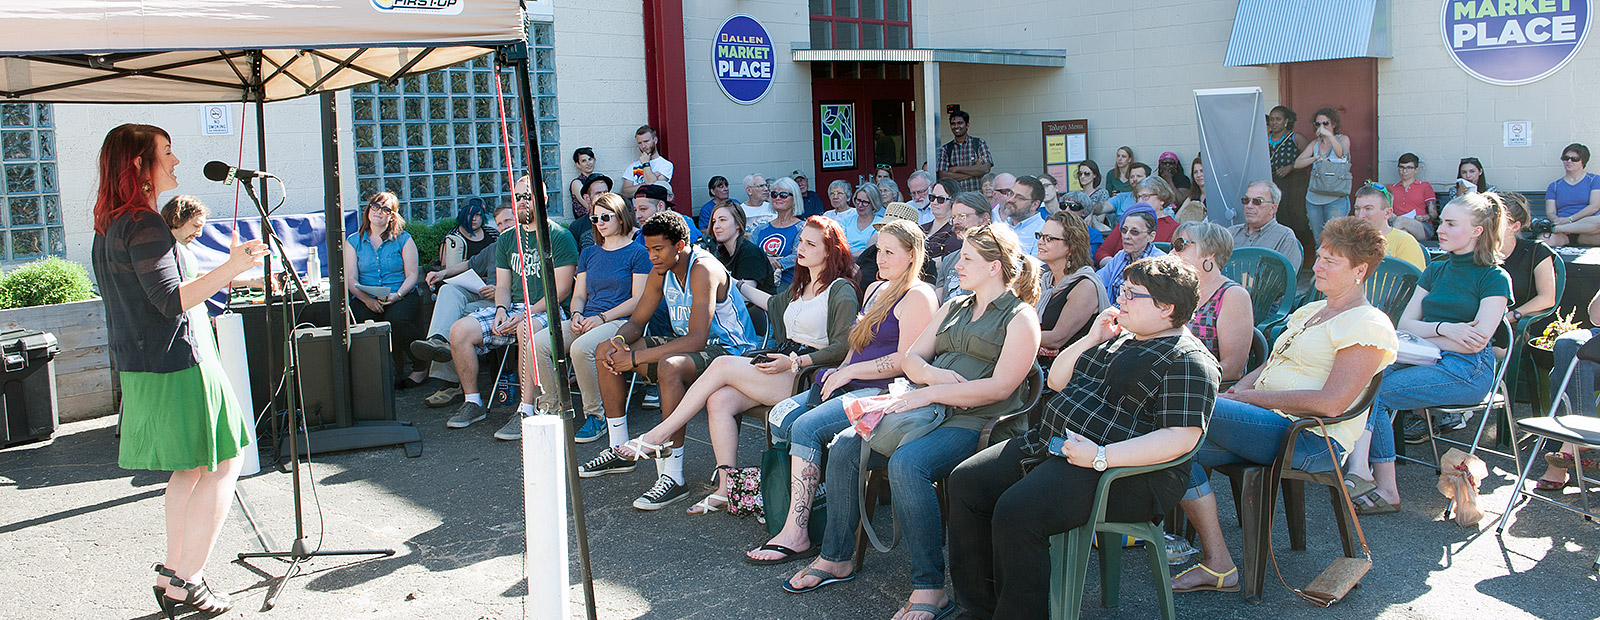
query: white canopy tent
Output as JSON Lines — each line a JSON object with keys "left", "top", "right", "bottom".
{"left": 0, "top": 4, "right": 593, "bottom": 617}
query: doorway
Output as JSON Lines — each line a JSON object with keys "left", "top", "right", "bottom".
{"left": 811, "top": 62, "right": 917, "bottom": 197}
{"left": 1280, "top": 58, "right": 1379, "bottom": 188}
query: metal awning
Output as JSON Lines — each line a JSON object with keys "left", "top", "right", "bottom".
{"left": 1224, "top": 0, "right": 1391, "bottom": 66}
{"left": 791, "top": 47, "right": 1065, "bottom": 67}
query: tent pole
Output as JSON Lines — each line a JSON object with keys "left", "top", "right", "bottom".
{"left": 501, "top": 43, "right": 597, "bottom": 620}
{"left": 320, "top": 91, "right": 354, "bottom": 439}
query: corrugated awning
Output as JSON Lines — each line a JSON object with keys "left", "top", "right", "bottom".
{"left": 1224, "top": 0, "right": 1391, "bottom": 66}
{"left": 792, "top": 47, "right": 1065, "bottom": 67}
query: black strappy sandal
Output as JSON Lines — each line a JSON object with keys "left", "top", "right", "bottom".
{"left": 153, "top": 563, "right": 232, "bottom": 619}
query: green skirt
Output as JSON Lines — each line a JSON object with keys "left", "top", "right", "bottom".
{"left": 118, "top": 333, "right": 250, "bottom": 472}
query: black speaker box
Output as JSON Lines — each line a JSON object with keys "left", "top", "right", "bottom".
{"left": 294, "top": 321, "right": 395, "bottom": 428}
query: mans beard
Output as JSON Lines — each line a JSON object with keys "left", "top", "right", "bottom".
{"left": 517, "top": 201, "right": 535, "bottom": 225}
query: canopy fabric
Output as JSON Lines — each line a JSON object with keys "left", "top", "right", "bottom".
{"left": 1224, "top": 0, "right": 1391, "bottom": 67}
{"left": 0, "top": 1, "right": 526, "bottom": 103}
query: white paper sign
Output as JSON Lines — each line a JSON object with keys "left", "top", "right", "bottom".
{"left": 1065, "top": 133, "right": 1088, "bottom": 162}
{"left": 202, "top": 104, "right": 234, "bottom": 136}
{"left": 1504, "top": 121, "right": 1531, "bottom": 147}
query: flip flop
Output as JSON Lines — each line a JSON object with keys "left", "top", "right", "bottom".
{"left": 745, "top": 543, "right": 819, "bottom": 566}
{"left": 898, "top": 600, "right": 958, "bottom": 620}
{"left": 1172, "top": 563, "right": 1241, "bottom": 593}
{"left": 1343, "top": 473, "right": 1377, "bottom": 500}
{"left": 781, "top": 566, "right": 854, "bottom": 593}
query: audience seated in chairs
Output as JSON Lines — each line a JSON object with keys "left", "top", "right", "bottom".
{"left": 840, "top": 182, "right": 885, "bottom": 256}
{"left": 1497, "top": 192, "right": 1559, "bottom": 335}
{"left": 527, "top": 192, "right": 650, "bottom": 443}
{"left": 1228, "top": 179, "right": 1305, "bottom": 274}
{"left": 1350, "top": 193, "right": 1511, "bottom": 512}
{"left": 1539, "top": 289, "right": 1600, "bottom": 490}
{"left": 1542, "top": 143, "right": 1600, "bottom": 247}
{"left": 745, "top": 220, "right": 938, "bottom": 565}
{"left": 1034, "top": 211, "right": 1108, "bottom": 364}
{"left": 577, "top": 212, "right": 758, "bottom": 510}
{"left": 410, "top": 203, "right": 516, "bottom": 407}
{"left": 342, "top": 191, "right": 429, "bottom": 388}
{"left": 614, "top": 216, "right": 860, "bottom": 515}
{"left": 1171, "top": 216, "right": 1397, "bottom": 594}
{"left": 780, "top": 224, "right": 1039, "bottom": 620}
{"left": 437, "top": 197, "right": 494, "bottom": 268}
{"left": 857, "top": 202, "right": 937, "bottom": 285}
{"left": 414, "top": 176, "right": 578, "bottom": 440}
{"left": 948, "top": 254, "right": 1216, "bottom": 620}
{"left": 1171, "top": 220, "right": 1255, "bottom": 382}
{"left": 1095, "top": 176, "right": 1180, "bottom": 266}
{"left": 753, "top": 177, "right": 807, "bottom": 287}
{"left": 934, "top": 192, "right": 991, "bottom": 302}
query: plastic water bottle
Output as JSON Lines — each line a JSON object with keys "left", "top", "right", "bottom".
{"left": 305, "top": 246, "right": 322, "bottom": 291}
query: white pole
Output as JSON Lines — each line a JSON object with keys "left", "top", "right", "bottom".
{"left": 524, "top": 415, "right": 569, "bottom": 619}
{"left": 213, "top": 312, "right": 260, "bottom": 476}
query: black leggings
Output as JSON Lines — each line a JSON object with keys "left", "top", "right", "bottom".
{"left": 946, "top": 438, "right": 1186, "bottom": 620}
{"left": 351, "top": 290, "right": 427, "bottom": 375}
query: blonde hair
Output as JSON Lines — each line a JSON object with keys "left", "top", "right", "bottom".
{"left": 850, "top": 220, "right": 926, "bottom": 351}
{"left": 964, "top": 224, "right": 1040, "bottom": 305}
{"left": 1446, "top": 192, "right": 1505, "bottom": 267}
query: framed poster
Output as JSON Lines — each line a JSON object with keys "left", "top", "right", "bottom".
{"left": 820, "top": 102, "right": 856, "bottom": 170}
{"left": 1041, "top": 119, "right": 1088, "bottom": 189}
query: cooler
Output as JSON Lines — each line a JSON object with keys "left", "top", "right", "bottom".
{"left": 0, "top": 328, "right": 60, "bottom": 447}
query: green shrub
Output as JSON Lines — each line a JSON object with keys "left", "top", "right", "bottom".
{"left": 405, "top": 219, "right": 461, "bottom": 266}
{"left": 0, "top": 257, "right": 96, "bottom": 309}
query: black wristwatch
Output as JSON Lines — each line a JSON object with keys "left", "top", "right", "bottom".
{"left": 1510, "top": 309, "right": 1523, "bottom": 323}
{"left": 496, "top": 305, "right": 509, "bottom": 314}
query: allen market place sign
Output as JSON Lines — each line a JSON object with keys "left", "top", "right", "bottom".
{"left": 1443, "top": 0, "right": 1591, "bottom": 85}
{"left": 713, "top": 14, "right": 775, "bottom": 104}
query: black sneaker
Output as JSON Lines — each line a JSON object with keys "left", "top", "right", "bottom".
{"left": 633, "top": 474, "right": 689, "bottom": 510}
{"left": 577, "top": 448, "right": 636, "bottom": 478}
{"left": 1402, "top": 413, "right": 1432, "bottom": 444}
{"left": 409, "top": 335, "right": 453, "bottom": 363}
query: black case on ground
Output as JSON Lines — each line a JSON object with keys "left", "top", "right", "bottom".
{"left": 0, "top": 328, "right": 61, "bottom": 448}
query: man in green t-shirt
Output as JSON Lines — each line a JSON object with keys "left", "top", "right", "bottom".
{"left": 411, "top": 176, "right": 578, "bottom": 439}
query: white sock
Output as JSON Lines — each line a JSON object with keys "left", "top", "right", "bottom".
{"left": 518, "top": 402, "right": 537, "bottom": 416}
{"left": 664, "top": 447, "right": 686, "bottom": 485}
{"left": 464, "top": 393, "right": 483, "bottom": 406}
{"left": 606, "top": 417, "right": 629, "bottom": 449}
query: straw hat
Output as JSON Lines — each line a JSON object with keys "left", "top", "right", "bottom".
{"left": 875, "top": 201, "right": 920, "bottom": 229}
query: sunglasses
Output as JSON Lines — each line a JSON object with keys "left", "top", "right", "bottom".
{"left": 953, "top": 211, "right": 987, "bottom": 222}
{"left": 1562, "top": 155, "right": 1583, "bottom": 162}
{"left": 1034, "top": 232, "right": 1066, "bottom": 244}
{"left": 1078, "top": 170, "right": 1094, "bottom": 176}
{"left": 1315, "top": 120, "right": 1333, "bottom": 127}
{"left": 1239, "top": 196, "right": 1272, "bottom": 206}
{"left": 1171, "top": 236, "right": 1190, "bottom": 252}
{"left": 929, "top": 194, "right": 951, "bottom": 204}
{"left": 589, "top": 213, "right": 614, "bottom": 224}
{"left": 514, "top": 192, "right": 532, "bottom": 201}
{"left": 771, "top": 191, "right": 794, "bottom": 199}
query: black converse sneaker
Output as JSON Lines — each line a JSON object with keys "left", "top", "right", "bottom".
{"left": 632, "top": 474, "right": 689, "bottom": 510}
{"left": 577, "top": 448, "right": 636, "bottom": 478}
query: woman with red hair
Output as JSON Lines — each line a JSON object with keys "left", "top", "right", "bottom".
{"left": 90, "top": 124, "right": 268, "bottom": 617}
{"left": 616, "top": 216, "right": 860, "bottom": 514}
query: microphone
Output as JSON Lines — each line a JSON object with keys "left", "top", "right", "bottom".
{"left": 203, "top": 160, "right": 275, "bottom": 185}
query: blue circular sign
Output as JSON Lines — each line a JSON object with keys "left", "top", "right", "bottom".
{"left": 713, "top": 14, "right": 775, "bottom": 105}
{"left": 1442, "top": 0, "right": 1591, "bottom": 85}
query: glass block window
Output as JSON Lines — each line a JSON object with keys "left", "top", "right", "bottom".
{"left": 811, "top": 0, "right": 911, "bottom": 51}
{"left": 0, "top": 103, "right": 61, "bottom": 262}
{"left": 351, "top": 19, "right": 562, "bottom": 224}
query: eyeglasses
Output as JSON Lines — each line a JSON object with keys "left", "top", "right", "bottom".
{"left": 1562, "top": 155, "right": 1583, "bottom": 162}
{"left": 1397, "top": 164, "right": 1418, "bottom": 170}
{"left": 854, "top": 198, "right": 873, "bottom": 207}
{"left": 1171, "top": 236, "right": 1190, "bottom": 252}
{"left": 929, "top": 194, "right": 951, "bottom": 204}
{"left": 1004, "top": 188, "right": 1032, "bottom": 200}
{"left": 589, "top": 213, "right": 614, "bottom": 224}
{"left": 1135, "top": 192, "right": 1159, "bottom": 201}
{"left": 1034, "top": 232, "right": 1066, "bottom": 244}
{"left": 369, "top": 202, "right": 396, "bottom": 213}
{"left": 1120, "top": 226, "right": 1151, "bottom": 236}
{"left": 771, "top": 191, "right": 794, "bottom": 199}
{"left": 1117, "top": 288, "right": 1155, "bottom": 303}
{"left": 1239, "top": 196, "right": 1273, "bottom": 206}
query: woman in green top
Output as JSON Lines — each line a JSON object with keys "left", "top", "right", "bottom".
{"left": 617, "top": 217, "right": 860, "bottom": 514}
{"left": 782, "top": 224, "right": 1041, "bottom": 620}
{"left": 1350, "top": 193, "right": 1511, "bottom": 512}
{"left": 90, "top": 124, "right": 268, "bottom": 617}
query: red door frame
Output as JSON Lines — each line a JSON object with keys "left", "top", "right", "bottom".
{"left": 1280, "top": 58, "right": 1379, "bottom": 191}
{"left": 810, "top": 67, "right": 917, "bottom": 195}
{"left": 643, "top": 0, "right": 691, "bottom": 214}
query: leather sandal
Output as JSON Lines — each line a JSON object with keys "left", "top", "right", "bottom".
{"left": 1172, "top": 562, "right": 1241, "bottom": 593}
{"left": 1534, "top": 476, "right": 1575, "bottom": 492}
{"left": 153, "top": 563, "right": 231, "bottom": 619}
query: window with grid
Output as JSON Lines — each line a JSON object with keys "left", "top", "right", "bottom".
{"left": 810, "top": 0, "right": 911, "bottom": 50}
{"left": 0, "top": 103, "right": 62, "bottom": 262}
{"left": 351, "top": 20, "right": 562, "bottom": 225}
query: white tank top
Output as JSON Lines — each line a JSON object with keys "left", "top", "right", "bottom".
{"left": 783, "top": 287, "right": 831, "bottom": 349}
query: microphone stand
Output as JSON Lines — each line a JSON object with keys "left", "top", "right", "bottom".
{"left": 231, "top": 179, "right": 395, "bottom": 611}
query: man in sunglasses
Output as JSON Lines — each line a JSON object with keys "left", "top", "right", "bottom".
{"left": 410, "top": 202, "right": 520, "bottom": 408}
{"left": 1227, "top": 180, "right": 1303, "bottom": 273}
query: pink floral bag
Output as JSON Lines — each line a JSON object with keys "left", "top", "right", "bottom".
{"left": 722, "top": 465, "right": 766, "bottom": 520}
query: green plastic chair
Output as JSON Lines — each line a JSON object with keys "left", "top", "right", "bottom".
{"left": 1220, "top": 247, "right": 1295, "bottom": 331}
{"left": 1047, "top": 441, "right": 1202, "bottom": 620}
{"left": 1269, "top": 257, "right": 1423, "bottom": 345}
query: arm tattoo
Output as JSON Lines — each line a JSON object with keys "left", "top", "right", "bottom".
{"left": 874, "top": 356, "right": 895, "bottom": 373}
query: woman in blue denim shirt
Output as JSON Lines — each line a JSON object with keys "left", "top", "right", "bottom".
{"left": 343, "top": 191, "right": 428, "bottom": 387}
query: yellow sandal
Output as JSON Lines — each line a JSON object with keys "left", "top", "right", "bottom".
{"left": 1172, "top": 562, "right": 1240, "bottom": 593}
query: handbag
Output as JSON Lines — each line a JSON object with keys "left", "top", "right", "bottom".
{"left": 843, "top": 385, "right": 947, "bottom": 552}
{"left": 1268, "top": 418, "right": 1372, "bottom": 606}
{"left": 759, "top": 441, "right": 826, "bottom": 540}
{"left": 1308, "top": 157, "right": 1352, "bottom": 197}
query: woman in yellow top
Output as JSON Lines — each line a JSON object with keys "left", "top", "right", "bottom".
{"left": 1171, "top": 216, "right": 1398, "bottom": 593}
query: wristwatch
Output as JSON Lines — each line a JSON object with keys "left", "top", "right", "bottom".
{"left": 1093, "top": 446, "right": 1108, "bottom": 472}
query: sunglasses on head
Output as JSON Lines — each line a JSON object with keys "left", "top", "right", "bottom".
{"left": 589, "top": 212, "right": 614, "bottom": 224}
{"left": 1364, "top": 181, "right": 1393, "bottom": 202}
{"left": 1460, "top": 157, "right": 1481, "bottom": 165}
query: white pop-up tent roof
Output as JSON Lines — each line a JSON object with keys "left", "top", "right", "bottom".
{"left": 1, "top": 1, "right": 527, "bottom": 103}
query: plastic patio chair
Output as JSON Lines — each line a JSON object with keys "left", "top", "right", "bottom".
{"left": 1047, "top": 440, "right": 1204, "bottom": 619}
{"left": 1220, "top": 247, "right": 1295, "bottom": 331}
{"left": 1270, "top": 257, "right": 1422, "bottom": 345}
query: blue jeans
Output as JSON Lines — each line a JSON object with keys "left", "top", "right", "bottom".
{"left": 1551, "top": 328, "right": 1600, "bottom": 416}
{"left": 1305, "top": 194, "right": 1350, "bottom": 242}
{"left": 820, "top": 417, "right": 979, "bottom": 590}
{"left": 1184, "top": 397, "right": 1342, "bottom": 500}
{"left": 1367, "top": 347, "right": 1496, "bottom": 462}
{"left": 771, "top": 387, "right": 881, "bottom": 464}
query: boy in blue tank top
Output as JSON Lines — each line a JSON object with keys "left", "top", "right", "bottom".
{"left": 581, "top": 211, "right": 756, "bottom": 510}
